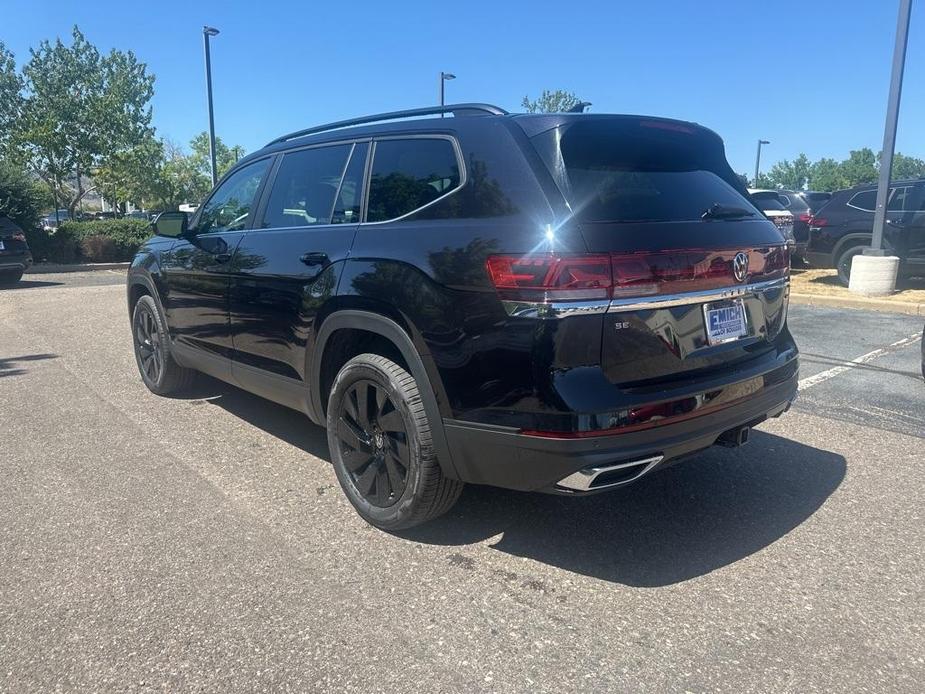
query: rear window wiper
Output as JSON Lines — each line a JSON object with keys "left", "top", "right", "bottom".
{"left": 701, "top": 203, "right": 756, "bottom": 220}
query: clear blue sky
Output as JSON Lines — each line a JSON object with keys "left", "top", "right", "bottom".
{"left": 4, "top": 0, "right": 924, "bottom": 176}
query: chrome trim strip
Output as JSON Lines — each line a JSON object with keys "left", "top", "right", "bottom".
{"left": 607, "top": 277, "right": 788, "bottom": 313}
{"left": 557, "top": 455, "right": 664, "bottom": 492}
{"left": 502, "top": 299, "right": 611, "bottom": 319}
{"left": 500, "top": 277, "right": 789, "bottom": 319}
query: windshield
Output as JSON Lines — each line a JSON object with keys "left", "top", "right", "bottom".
{"left": 532, "top": 119, "right": 758, "bottom": 223}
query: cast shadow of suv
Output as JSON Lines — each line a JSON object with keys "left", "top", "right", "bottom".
{"left": 192, "top": 375, "right": 844, "bottom": 588}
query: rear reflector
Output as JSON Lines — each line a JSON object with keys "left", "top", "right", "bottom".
{"left": 487, "top": 247, "right": 789, "bottom": 302}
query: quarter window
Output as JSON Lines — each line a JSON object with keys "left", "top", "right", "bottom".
{"left": 847, "top": 190, "right": 877, "bottom": 211}
{"left": 367, "top": 138, "right": 461, "bottom": 222}
{"left": 195, "top": 158, "right": 270, "bottom": 234}
{"left": 261, "top": 145, "right": 352, "bottom": 228}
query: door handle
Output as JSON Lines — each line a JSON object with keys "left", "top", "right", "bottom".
{"left": 300, "top": 252, "right": 329, "bottom": 267}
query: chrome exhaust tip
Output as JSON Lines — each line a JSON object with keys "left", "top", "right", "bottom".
{"left": 556, "top": 455, "right": 664, "bottom": 492}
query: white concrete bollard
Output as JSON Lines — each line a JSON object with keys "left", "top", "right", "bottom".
{"left": 848, "top": 254, "right": 900, "bottom": 297}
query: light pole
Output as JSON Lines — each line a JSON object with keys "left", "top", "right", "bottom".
{"left": 203, "top": 26, "right": 220, "bottom": 187}
{"left": 439, "top": 71, "right": 456, "bottom": 114}
{"left": 754, "top": 139, "right": 770, "bottom": 188}
{"left": 870, "top": 0, "right": 913, "bottom": 256}
{"left": 850, "top": 0, "right": 913, "bottom": 296}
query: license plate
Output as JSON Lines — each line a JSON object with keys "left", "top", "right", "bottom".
{"left": 703, "top": 300, "right": 748, "bottom": 345}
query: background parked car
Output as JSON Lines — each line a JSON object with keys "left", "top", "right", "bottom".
{"left": 749, "top": 189, "right": 796, "bottom": 252}
{"left": 764, "top": 190, "right": 812, "bottom": 261}
{"left": 41, "top": 209, "right": 72, "bottom": 230}
{"left": 801, "top": 191, "right": 832, "bottom": 211}
{"left": 0, "top": 216, "right": 33, "bottom": 284}
{"left": 805, "top": 179, "right": 925, "bottom": 286}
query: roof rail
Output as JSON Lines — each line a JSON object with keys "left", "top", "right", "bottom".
{"left": 264, "top": 103, "right": 509, "bottom": 147}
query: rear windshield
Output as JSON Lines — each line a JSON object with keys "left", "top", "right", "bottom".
{"left": 781, "top": 193, "right": 810, "bottom": 212}
{"left": 532, "top": 119, "right": 757, "bottom": 223}
{"left": 750, "top": 192, "right": 788, "bottom": 211}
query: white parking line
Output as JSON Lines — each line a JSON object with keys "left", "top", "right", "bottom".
{"left": 798, "top": 332, "right": 922, "bottom": 391}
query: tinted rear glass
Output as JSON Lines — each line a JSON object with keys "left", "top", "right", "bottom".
{"left": 751, "top": 192, "right": 787, "bottom": 211}
{"left": 536, "top": 120, "right": 757, "bottom": 223}
{"left": 781, "top": 193, "right": 810, "bottom": 211}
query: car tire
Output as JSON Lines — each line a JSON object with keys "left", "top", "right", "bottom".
{"left": 836, "top": 246, "right": 865, "bottom": 287}
{"left": 327, "top": 353, "right": 463, "bottom": 530}
{"left": 131, "top": 294, "right": 196, "bottom": 395}
{"left": 0, "top": 269, "right": 23, "bottom": 285}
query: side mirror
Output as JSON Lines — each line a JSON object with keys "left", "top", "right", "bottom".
{"left": 152, "top": 211, "right": 189, "bottom": 238}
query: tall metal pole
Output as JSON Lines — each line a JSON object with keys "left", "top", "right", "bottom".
{"left": 439, "top": 71, "right": 445, "bottom": 108}
{"left": 754, "top": 140, "right": 769, "bottom": 187}
{"left": 869, "top": 0, "right": 913, "bottom": 255}
{"left": 203, "top": 26, "right": 220, "bottom": 187}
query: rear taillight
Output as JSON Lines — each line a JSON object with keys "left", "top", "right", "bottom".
{"left": 485, "top": 254, "right": 612, "bottom": 300}
{"left": 809, "top": 215, "right": 827, "bottom": 227}
{"left": 487, "top": 248, "right": 789, "bottom": 302}
{"left": 798, "top": 213, "right": 812, "bottom": 223}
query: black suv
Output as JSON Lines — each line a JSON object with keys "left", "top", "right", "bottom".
{"left": 128, "top": 104, "right": 798, "bottom": 529}
{"left": 805, "top": 180, "right": 925, "bottom": 285}
{"left": 0, "top": 216, "right": 33, "bottom": 284}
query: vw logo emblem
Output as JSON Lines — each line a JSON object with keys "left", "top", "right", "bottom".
{"left": 733, "top": 252, "right": 749, "bottom": 283}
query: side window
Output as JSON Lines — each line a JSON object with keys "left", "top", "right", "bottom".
{"left": 261, "top": 144, "right": 351, "bottom": 229}
{"left": 195, "top": 159, "right": 270, "bottom": 234}
{"left": 888, "top": 186, "right": 910, "bottom": 211}
{"left": 367, "top": 138, "right": 462, "bottom": 222}
{"left": 847, "top": 190, "right": 876, "bottom": 211}
{"left": 332, "top": 142, "right": 369, "bottom": 225}
{"left": 778, "top": 194, "right": 791, "bottom": 208}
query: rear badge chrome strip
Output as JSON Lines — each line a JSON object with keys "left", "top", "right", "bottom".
{"left": 502, "top": 278, "right": 789, "bottom": 318}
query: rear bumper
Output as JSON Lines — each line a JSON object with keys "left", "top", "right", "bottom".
{"left": 444, "top": 365, "right": 798, "bottom": 493}
{"left": 0, "top": 254, "right": 32, "bottom": 273}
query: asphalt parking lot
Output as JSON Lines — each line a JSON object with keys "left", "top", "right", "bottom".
{"left": 1, "top": 271, "right": 923, "bottom": 693}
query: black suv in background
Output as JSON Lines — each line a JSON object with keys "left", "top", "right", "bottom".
{"left": 0, "top": 216, "right": 33, "bottom": 284}
{"left": 805, "top": 179, "right": 925, "bottom": 285}
{"left": 128, "top": 104, "right": 798, "bottom": 529}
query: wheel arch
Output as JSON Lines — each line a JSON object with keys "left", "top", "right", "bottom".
{"left": 310, "top": 310, "right": 461, "bottom": 481}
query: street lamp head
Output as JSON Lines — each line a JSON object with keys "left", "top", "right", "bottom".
{"left": 203, "top": 26, "right": 220, "bottom": 37}
{"left": 759, "top": 139, "right": 770, "bottom": 145}
{"left": 442, "top": 72, "right": 456, "bottom": 81}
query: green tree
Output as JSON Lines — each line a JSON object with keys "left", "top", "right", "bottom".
{"left": 189, "top": 131, "right": 244, "bottom": 180}
{"left": 15, "top": 26, "right": 155, "bottom": 216}
{"left": 521, "top": 89, "right": 586, "bottom": 113}
{"left": 886, "top": 152, "right": 925, "bottom": 180}
{"left": 0, "top": 43, "right": 24, "bottom": 157}
{"left": 805, "top": 158, "right": 844, "bottom": 192}
{"left": 765, "top": 153, "right": 812, "bottom": 190}
{"left": 0, "top": 161, "right": 50, "bottom": 230}
{"left": 93, "top": 135, "right": 166, "bottom": 211}
{"left": 838, "top": 148, "right": 878, "bottom": 188}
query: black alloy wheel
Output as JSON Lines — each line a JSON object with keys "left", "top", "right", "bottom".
{"left": 335, "top": 379, "right": 410, "bottom": 507}
{"left": 134, "top": 302, "right": 164, "bottom": 385}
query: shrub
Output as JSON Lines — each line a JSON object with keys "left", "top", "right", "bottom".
{"left": 78, "top": 234, "right": 120, "bottom": 262}
{"left": 58, "top": 219, "right": 152, "bottom": 262}
{"left": 24, "top": 225, "right": 80, "bottom": 263}
{"left": 0, "top": 163, "right": 48, "bottom": 232}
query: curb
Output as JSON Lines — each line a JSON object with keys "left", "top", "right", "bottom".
{"left": 790, "top": 292, "right": 925, "bottom": 317}
{"left": 25, "top": 262, "right": 130, "bottom": 274}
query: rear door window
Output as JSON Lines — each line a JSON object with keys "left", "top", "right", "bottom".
{"left": 261, "top": 144, "right": 352, "bottom": 228}
{"left": 366, "top": 138, "right": 462, "bottom": 222}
